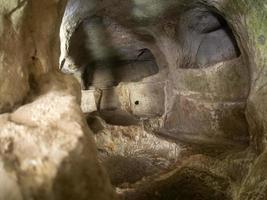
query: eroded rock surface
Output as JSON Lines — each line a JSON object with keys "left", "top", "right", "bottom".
{"left": 59, "top": 0, "right": 267, "bottom": 200}
{"left": 1, "top": 0, "right": 267, "bottom": 200}
{"left": 0, "top": 74, "right": 117, "bottom": 200}
{"left": 0, "top": 1, "right": 117, "bottom": 200}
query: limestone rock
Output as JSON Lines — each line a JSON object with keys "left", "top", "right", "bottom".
{"left": 0, "top": 0, "right": 30, "bottom": 113}
{"left": 1, "top": 0, "right": 267, "bottom": 200}
{"left": 0, "top": 74, "right": 117, "bottom": 200}
{"left": 0, "top": 0, "right": 117, "bottom": 199}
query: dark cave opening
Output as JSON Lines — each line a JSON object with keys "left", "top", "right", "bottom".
{"left": 83, "top": 48, "right": 160, "bottom": 89}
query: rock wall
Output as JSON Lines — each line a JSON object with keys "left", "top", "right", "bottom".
{"left": 0, "top": 1, "right": 117, "bottom": 200}
{"left": 59, "top": 0, "right": 267, "bottom": 199}
{"left": 1, "top": 0, "right": 267, "bottom": 200}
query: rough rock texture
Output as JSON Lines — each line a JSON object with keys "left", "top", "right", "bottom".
{"left": 59, "top": 0, "right": 267, "bottom": 200}
{"left": 91, "top": 118, "right": 182, "bottom": 186}
{"left": 0, "top": 0, "right": 30, "bottom": 113}
{"left": 0, "top": 74, "right": 117, "bottom": 200}
{"left": 0, "top": 0, "right": 68, "bottom": 113}
{"left": 0, "top": 1, "right": 117, "bottom": 200}
{"left": 1, "top": 0, "right": 267, "bottom": 200}
{"left": 60, "top": 0, "right": 250, "bottom": 145}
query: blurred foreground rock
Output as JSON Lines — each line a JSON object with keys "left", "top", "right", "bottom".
{"left": 0, "top": 1, "right": 117, "bottom": 200}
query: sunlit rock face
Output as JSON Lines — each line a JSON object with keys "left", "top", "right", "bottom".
{"left": 59, "top": 0, "right": 267, "bottom": 199}
{"left": 0, "top": 1, "right": 117, "bottom": 200}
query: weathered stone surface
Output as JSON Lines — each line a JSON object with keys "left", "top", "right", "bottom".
{"left": 0, "top": 74, "right": 117, "bottom": 200}
{"left": 0, "top": 0, "right": 30, "bottom": 113}
{"left": 0, "top": 0, "right": 117, "bottom": 199}
{"left": 61, "top": 0, "right": 250, "bottom": 145}
{"left": 93, "top": 121, "right": 182, "bottom": 186}
{"left": 237, "top": 150, "right": 267, "bottom": 199}
{"left": 59, "top": 0, "right": 267, "bottom": 199}
{"left": 1, "top": 0, "right": 267, "bottom": 199}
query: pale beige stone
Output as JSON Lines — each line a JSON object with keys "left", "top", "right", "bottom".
{"left": 0, "top": 74, "right": 117, "bottom": 200}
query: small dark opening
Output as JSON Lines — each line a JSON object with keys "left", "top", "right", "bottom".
{"left": 135, "top": 101, "right": 140, "bottom": 105}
